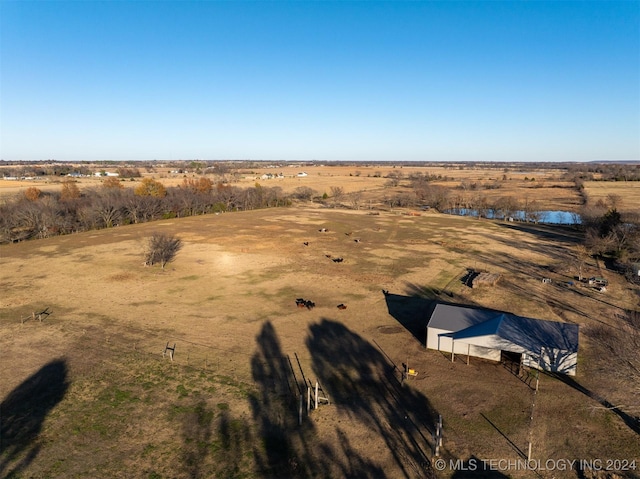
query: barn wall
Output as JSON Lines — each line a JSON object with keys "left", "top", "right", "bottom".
{"left": 523, "top": 349, "right": 577, "bottom": 376}
{"left": 426, "top": 328, "right": 578, "bottom": 375}
{"left": 426, "top": 328, "right": 500, "bottom": 361}
{"left": 469, "top": 344, "right": 501, "bottom": 361}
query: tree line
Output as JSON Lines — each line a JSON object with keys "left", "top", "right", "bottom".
{"left": 0, "top": 178, "right": 291, "bottom": 244}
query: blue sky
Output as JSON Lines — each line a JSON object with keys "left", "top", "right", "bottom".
{"left": 1, "top": 1, "right": 638, "bottom": 162}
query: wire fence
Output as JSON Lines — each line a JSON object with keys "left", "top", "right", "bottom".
{"left": 16, "top": 309, "right": 440, "bottom": 463}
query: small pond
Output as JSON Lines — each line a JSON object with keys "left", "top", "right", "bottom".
{"left": 442, "top": 208, "right": 581, "bottom": 225}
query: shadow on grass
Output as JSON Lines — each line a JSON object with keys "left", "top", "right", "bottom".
{"left": 547, "top": 373, "right": 640, "bottom": 436}
{"left": 307, "top": 319, "right": 438, "bottom": 478}
{"left": 480, "top": 414, "right": 526, "bottom": 459}
{"left": 383, "top": 289, "right": 436, "bottom": 345}
{"left": 496, "top": 222, "right": 583, "bottom": 245}
{"left": 180, "top": 400, "right": 214, "bottom": 478}
{"left": 450, "top": 455, "right": 511, "bottom": 479}
{"left": 0, "top": 359, "right": 69, "bottom": 478}
{"left": 246, "top": 319, "right": 439, "bottom": 478}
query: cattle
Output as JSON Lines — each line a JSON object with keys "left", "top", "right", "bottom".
{"left": 345, "top": 232, "right": 352, "bottom": 236}
{"left": 337, "top": 304, "right": 347, "bottom": 310}
{"left": 319, "top": 228, "right": 328, "bottom": 233}
{"left": 354, "top": 239, "right": 361, "bottom": 243}
{"left": 296, "top": 298, "right": 315, "bottom": 310}
{"left": 332, "top": 258, "right": 343, "bottom": 263}
{"left": 303, "top": 242, "right": 309, "bottom": 246}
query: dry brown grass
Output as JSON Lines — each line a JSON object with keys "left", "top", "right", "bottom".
{"left": 583, "top": 181, "right": 640, "bottom": 213}
{"left": 12, "top": 164, "right": 640, "bottom": 217}
{"left": 1, "top": 183, "right": 639, "bottom": 478}
{"left": 1, "top": 164, "right": 583, "bottom": 213}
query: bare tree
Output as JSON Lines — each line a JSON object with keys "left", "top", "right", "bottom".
{"left": 385, "top": 171, "right": 404, "bottom": 187}
{"left": 60, "top": 179, "right": 81, "bottom": 200}
{"left": 572, "top": 245, "right": 591, "bottom": 281}
{"left": 522, "top": 198, "right": 542, "bottom": 223}
{"left": 330, "top": 186, "right": 344, "bottom": 206}
{"left": 585, "top": 310, "right": 640, "bottom": 413}
{"left": 292, "top": 186, "right": 315, "bottom": 201}
{"left": 348, "top": 191, "right": 362, "bottom": 210}
{"left": 91, "top": 191, "right": 123, "bottom": 228}
{"left": 145, "top": 233, "right": 183, "bottom": 269}
{"left": 607, "top": 193, "right": 623, "bottom": 209}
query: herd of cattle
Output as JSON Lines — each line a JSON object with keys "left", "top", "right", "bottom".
{"left": 295, "top": 225, "right": 364, "bottom": 312}
{"left": 301, "top": 227, "right": 365, "bottom": 264}
{"left": 294, "top": 298, "right": 348, "bottom": 311}
{"left": 295, "top": 298, "right": 316, "bottom": 310}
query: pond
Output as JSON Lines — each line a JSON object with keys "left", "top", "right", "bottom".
{"left": 442, "top": 208, "right": 581, "bottom": 225}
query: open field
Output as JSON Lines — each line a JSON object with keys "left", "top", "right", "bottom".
{"left": 3, "top": 163, "right": 639, "bottom": 215}
{"left": 1, "top": 201, "right": 639, "bottom": 478}
{"left": 582, "top": 181, "right": 640, "bottom": 211}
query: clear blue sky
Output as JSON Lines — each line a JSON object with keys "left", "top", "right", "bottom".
{"left": 1, "top": 1, "right": 638, "bottom": 162}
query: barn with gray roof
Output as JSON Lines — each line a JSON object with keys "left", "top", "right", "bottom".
{"left": 426, "top": 303, "right": 579, "bottom": 375}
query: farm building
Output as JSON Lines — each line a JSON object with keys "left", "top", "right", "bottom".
{"left": 426, "top": 304, "right": 579, "bottom": 376}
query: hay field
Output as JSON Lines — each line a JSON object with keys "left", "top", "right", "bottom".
{"left": 1, "top": 163, "right": 584, "bottom": 213}
{"left": 1, "top": 203, "right": 639, "bottom": 478}
{"left": 5, "top": 163, "right": 640, "bottom": 216}
{"left": 582, "top": 181, "right": 640, "bottom": 212}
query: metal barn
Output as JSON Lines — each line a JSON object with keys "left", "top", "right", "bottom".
{"left": 426, "top": 304, "right": 579, "bottom": 376}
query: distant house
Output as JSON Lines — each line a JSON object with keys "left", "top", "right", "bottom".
{"left": 426, "top": 303, "right": 579, "bottom": 375}
{"left": 297, "top": 172, "right": 308, "bottom": 177}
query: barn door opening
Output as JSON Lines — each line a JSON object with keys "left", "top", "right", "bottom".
{"left": 501, "top": 350, "right": 522, "bottom": 375}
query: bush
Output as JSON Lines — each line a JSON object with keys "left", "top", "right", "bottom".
{"left": 145, "top": 233, "right": 182, "bottom": 269}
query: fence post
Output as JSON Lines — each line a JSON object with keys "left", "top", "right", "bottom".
{"left": 163, "top": 342, "right": 176, "bottom": 361}
{"left": 434, "top": 414, "right": 443, "bottom": 456}
{"left": 299, "top": 394, "right": 303, "bottom": 426}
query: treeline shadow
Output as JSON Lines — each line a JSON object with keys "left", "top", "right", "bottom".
{"left": 174, "top": 319, "right": 431, "bottom": 478}
{"left": 496, "top": 222, "right": 583, "bottom": 245}
{"left": 244, "top": 319, "right": 439, "bottom": 478}
{"left": 383, "top": 288, "right": 437, "bottom": 345}
{"left": 306, "top": 319, "right": 438, "bottom": 478}
{"left": 547, "top": 372, "right": 640, "bottom": 436}
{"left": 384, "top": 282, "right": 482, "bottom": 346}
{"left": 0, "top": 359, "right": 69, "bottom": 478}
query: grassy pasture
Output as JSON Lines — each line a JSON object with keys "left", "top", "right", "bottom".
{"left": 1, "top": 202, "right": 639, "bottom": 478}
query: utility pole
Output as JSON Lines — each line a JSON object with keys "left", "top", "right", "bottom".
{"left": 527, "top": 350, "right": 542, "bottom": 461}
